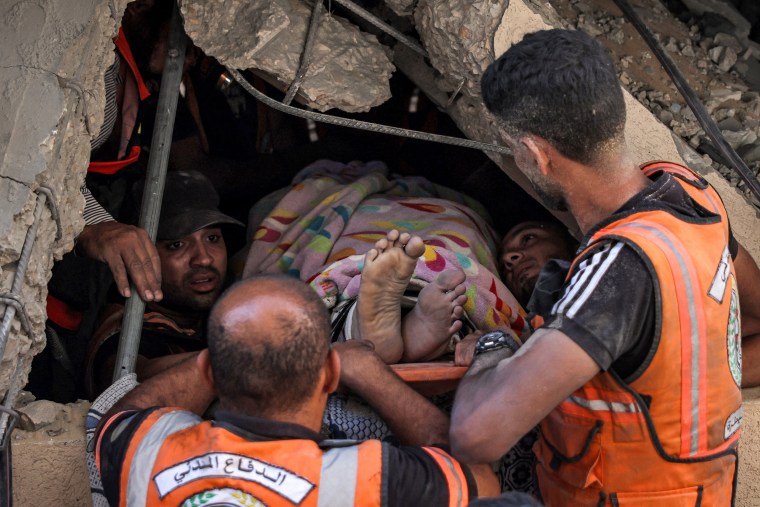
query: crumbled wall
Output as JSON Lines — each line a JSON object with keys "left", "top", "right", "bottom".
{"left": 12, "top": 399, "right": 91, "bottom": 506}
{"left": 181, "top": 0, "right": 396, "bottom": 113}
{"left": 0, "top": 0, "right": 121, "bottom": 397}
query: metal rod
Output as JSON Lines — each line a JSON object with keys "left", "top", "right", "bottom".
{"left": 228, "top": 68, "right": 511, "bottom": 155}
{"left": 0, "top": 191, "right": 47, "bottom": 369}
{"left": 284, "top": 0, "right": 324, "bottom": 106}
{"left": 330, "top": 0, "right": 427, "bottom": 58}
{"left": 113, "top": 0, "right": 187, "bottom": 381}
{"left": 613, "top": 0, "right": 760, "bottom": 201}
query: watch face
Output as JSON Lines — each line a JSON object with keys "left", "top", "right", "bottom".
{"left": 476, "top": 330, "right": 509, "bottom": 355}
{"left": 480, "top": 330, "right": 506, "bottom": 341}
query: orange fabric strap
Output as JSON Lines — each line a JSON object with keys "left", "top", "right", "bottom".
{"left": 114, "top": 27, "right": 150, "bottom": 101}
{"left": 88, "top": 145, "right": 141, "bottom": 175}
{"left": 46, "top": 293, "right": 83, "bottom": 331}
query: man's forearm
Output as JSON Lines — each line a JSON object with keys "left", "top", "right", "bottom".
{"left": 106, "top": 352, "right": 214, "bottom": 420}
{"left": 340, "top": 348, "right": 449, "bottom": 446}
{"left": 450, "top": 329, "right": 600, "bottom": 463}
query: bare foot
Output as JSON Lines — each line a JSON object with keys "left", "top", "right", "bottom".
{"left": 401, "top": 269, "right": 467, "bottom": 362}
{"left": 352, "top": 230, "right": 425, "bottom": 363}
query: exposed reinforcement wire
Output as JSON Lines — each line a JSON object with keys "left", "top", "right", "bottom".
{"left": 284, "top": 0, "right": 324, "bottom": 106}
{"left": 329, "top": 0, "right": 428, "bottom": 58}
{"left": 227, "top": 68, "right": 511, "bottom": 155}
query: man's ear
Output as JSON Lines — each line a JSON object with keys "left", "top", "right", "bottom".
{"left": 323, "top": 349, "right": 341, "bottom": 394}
{"left": 197, "top": 349, "right": 216, "bottom": 392}
{"left": 521, "top": 136, "right": 553, "bottom": 177}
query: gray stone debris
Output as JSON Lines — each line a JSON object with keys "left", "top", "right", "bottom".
{"left": 665, "top": 37, "right": 680, "bottom": 53}
{"left": 713, "top": 32, "right": 743, "bottom": 53}
{"left": 721, "top": 129, "right": 757, "bottom": 149}
{"left": 681, "top": 0, "right": 751, "bottom": 39}
{"left": 710, "top": 88, "right": 743, "bottom": 102}
{"left": 718, "top": 117, "right": 744, "bottom": 131}
{"left": 17, "top": 400, "right": 60, "bottom": 431}
{"left": 181, "top": 0, "right": 395, "bottom": 112}
{"left": 709, "top": 46, "right": 738, "bottom": 72}
{"left": 739, "top": 143, "right": 760, "bottom": 163}
{"left": 659, "top": 109, "right": 674, "bottom": 125}
{"left": 384, "top": 0, "right": 415, "bottom": 17}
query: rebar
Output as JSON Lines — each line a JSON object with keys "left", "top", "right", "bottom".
{"left": 113, "top": 0, "right": 187, "bottom": 381}
{"left": 228, "top": 68, "right": 511, "bottom": 155}
{"left": 284, "top": 0, "right": 324, "bottom": 106}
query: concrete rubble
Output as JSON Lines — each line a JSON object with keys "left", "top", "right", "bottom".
{"left": 0, "top": 0, "right": 121, "bottom": 398}
{"left": 180, "top": 0, "right": 396, "bottom": 113}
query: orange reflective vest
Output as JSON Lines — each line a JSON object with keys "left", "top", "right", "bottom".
{"left": 99, "top": 408, "right": 469, "bottom": 507}
{"left": 534, "top": 162, "right": 742, "bottom": 506}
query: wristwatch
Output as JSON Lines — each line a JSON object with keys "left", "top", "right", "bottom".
{"left": 474, "top": 330, "right": 521, "bottom": 356}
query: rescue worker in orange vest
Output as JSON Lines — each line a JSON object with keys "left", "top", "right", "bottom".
{"left": 96, "top": 274, "right": 499, "bottom": 506}
{"left": 458, "top": 219, "right": 760, "bottom": 388}
{"left": 450, "top": 29, "right": 744, "bottom": 505}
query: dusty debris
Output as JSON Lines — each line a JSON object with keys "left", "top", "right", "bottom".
{"left": 17, "top": 399, "right": 60, "bottom": 431}
{"left": 181, "top": 0, "right": 395, "bottom": 112}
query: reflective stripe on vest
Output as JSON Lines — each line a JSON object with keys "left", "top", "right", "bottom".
{"left": 565, "top": 395, "right": 640, "bottom": 415}
{"left": 318, "top": 446, "right": 359, "bottom": 507}
{"left": 127, "top": 410, "right": 199, "bottom": 505}
{"left": 422, "top": 447, "right": 467, "bottom": 507}
{"left": 612, "top": 220, "right": 707, "bottom": 456}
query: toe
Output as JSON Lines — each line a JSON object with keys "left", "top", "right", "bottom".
{"left": 374, "top": 238, "right": 389, "bottom": 252}
{"left": 386, "top": 229, "right": 400, "bottom": 243}
{"left": 365, "top": 248, "right": 379, "bottom": 264}
{"left": 453, "top": 294, "right": 468, "bottom": 306}
{"left": 405, "top": 236, "right": 426, "bottom": 258}
{"left": 448, "top": 320, "right": 463, "bottom": 334}
{"left": 452, "top": 306, "right": 464, "bottom": 319}
{"left": 435, "top": 269, "right": 466, "bottom": 290}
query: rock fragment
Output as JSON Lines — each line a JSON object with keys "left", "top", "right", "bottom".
{"left": 181, "top": 0, "right": 395, "bottom": 112}
{"left": 17, "top": 400, "right": 59, "bottom": 431}
{"left": 709, "top": 46, "right": 738, "bottom": 72}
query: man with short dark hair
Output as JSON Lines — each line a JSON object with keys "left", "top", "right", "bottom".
{"left": 85, "top": 170, "right": 242, "bottom": 397}
{"left": 451, "top": 29, "right": 750, "bottom": 504}
{"left": 95, "top": 274, "right": 499, "bottom": 506}
{"left": 498, "top": 220, "right": 577, "bottom": 307}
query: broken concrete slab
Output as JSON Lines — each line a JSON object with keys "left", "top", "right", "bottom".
{"left": 0, "top": 0, "right": 121, "bottom": 396}
{"left": 181, "top": 0, "right": 395, "bottom": 113}
{"left": 384, "top": 0, "right": 415, "bottom": 17}
{"left": 12, "top": 399, "right": 91, "bottom": 506}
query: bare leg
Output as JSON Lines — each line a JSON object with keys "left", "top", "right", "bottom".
{"left": 352, "top": 230, "right": 425, "bottom": 363}
{"left": 401, "top": 269, "right": 468, "bottom": 362}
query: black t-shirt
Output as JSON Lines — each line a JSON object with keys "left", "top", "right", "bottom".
{"left": 538, "top": 172, "right": 731, "bottom": 380}
{"left": 98, "top": 408, "right": 478, "bottom": 507}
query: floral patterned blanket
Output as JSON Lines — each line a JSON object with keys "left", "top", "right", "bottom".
{"left": 243, "top": 160, "right": 528, "bottom": 338}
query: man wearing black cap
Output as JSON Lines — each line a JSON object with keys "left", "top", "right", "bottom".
{"left": 84, "top": 171, "right": 242, "bottom": 398}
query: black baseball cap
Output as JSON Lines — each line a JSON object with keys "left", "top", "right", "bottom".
{"left": 138, "top": 171, "right": 243, "bottom": 240}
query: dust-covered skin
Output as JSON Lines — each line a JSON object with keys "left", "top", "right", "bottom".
{"left": 352, "top": 230, "right": 426, "bottom": 363}
{"left": 401, "top": 269, "right": 468, "bottom": 362}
